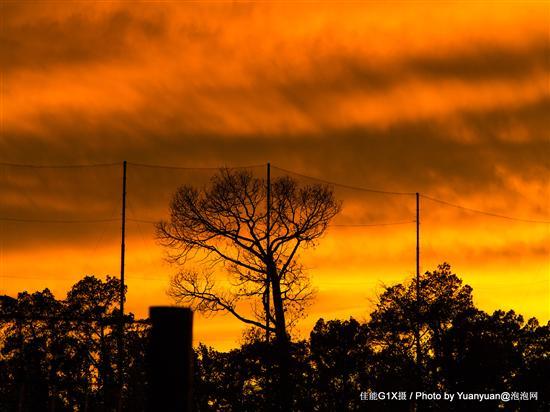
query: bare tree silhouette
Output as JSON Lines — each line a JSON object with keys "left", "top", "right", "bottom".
{"left": 156, "top": 168, "right": 341, "bottom": 410}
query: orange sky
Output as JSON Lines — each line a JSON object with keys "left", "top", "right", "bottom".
{"left": 1, "top": 1, "right": 549, "bottom": 350}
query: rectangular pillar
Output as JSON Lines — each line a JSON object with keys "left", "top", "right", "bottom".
{"left": 148, "top": 307, "right": 193, "bottom": 412}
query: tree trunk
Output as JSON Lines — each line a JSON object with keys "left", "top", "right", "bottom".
{"left": 268, "top": 262, "right": 292, "bottom": 411}
{"left": 100, "top": 324, "right": 107, "bottom": 412}
{"left": 413, "top": 324, "right": 422, "bottom": 412}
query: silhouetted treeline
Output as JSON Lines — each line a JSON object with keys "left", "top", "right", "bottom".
{"left": 0, "top": 276, "right": 148, "bottom": 412}
{"left": 1, "top": 264, "right": 548, "bottom": 411}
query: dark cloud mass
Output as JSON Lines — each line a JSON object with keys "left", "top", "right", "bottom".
{"left": 3, "top": 97, "right": 548, "bottom": 200}
{"left": 1, "top": 5, "right": 167, "bottom": 71}
{"left": 1, "top": 2, "right": 548, "bottom": 345}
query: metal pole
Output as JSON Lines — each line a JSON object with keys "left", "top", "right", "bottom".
{"left": 266, "top": 162, "right": 271, "bottom": 343}
{"left": 416, "top": 192, "right": 420, "bottom": 308}
{"left": 148, "top": 307, "right": 193, "bottom": 412}
{"left": 118, "top": 160, "right": 127, "bottom": 409}
{"left": 413, "top": 192, "right": 421, "bottom": 411}
{"left": 415, "top": 193, "right": 422, "bottom": 366}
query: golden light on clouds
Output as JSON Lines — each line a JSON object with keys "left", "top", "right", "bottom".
{"left": 1, "top": 1, "right": 549, "bottom": 349}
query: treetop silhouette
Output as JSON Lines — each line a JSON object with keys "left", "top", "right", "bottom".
{"left": 156, "top": 167, "right": 341, "bottom": 410}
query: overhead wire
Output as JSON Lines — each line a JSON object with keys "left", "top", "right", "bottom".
{"left": 331, "top": 220, "right": 416, "bottom": 227}
{"left": 0, "top": 162, "right": 120, "bottom": 169}
{"left": 271, "top": 165, "right": 416, "bottom": 196}
{"left": 421, "top": 194, "right": 550, "bottom": 224}
{"left": 126, "top": 199, "right": 159, "bottom": 279}
{"left": 0, "top": 161, "right": 548, "bottom": 297}
{"left": 0, "top": 217, "right": 119, "bottom": 223}
{"left": 129, "top": 217, "right": 417, "bottom": 228}
{"left": 1, "top": 162, "right": 548, "bottom": 224}
{"left": 126, "top": 161, "right": 266, "bottom": 170}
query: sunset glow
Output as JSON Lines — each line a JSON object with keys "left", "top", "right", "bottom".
{"left": 1, "top": 1, "right": 549, "bottom": 350}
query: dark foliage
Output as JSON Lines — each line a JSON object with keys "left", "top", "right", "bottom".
{"left": 0, "top": 276, "right": 143, "bottom": 412}
{"left": 1, "top": 264, "right": 548, "bottom": 411}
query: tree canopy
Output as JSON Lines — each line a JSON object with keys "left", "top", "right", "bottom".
{"left": 157, "top": 169, "right": 340, "bottom": 334}
{"left": 1, "top": 265, "right": 548, "bottom": 411}
{"left": 156, "top": 168, "right": 341, "bottom": 410}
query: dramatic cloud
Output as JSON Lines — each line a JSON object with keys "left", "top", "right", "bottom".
{"left": 1, "top": 1, "right": 548, "bottom": 349}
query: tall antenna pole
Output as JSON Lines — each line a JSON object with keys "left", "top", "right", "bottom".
{"left": 265, "top": 162, "right": 271, "bottom": 343}
{"left": 415, "top": 193, "right": 422, "bottom": 366}
{"left": 416, "top": 192, "right": 420, "bottom": 308}
{"left": 118, "top": 160, "right": 127, "bottom": 409}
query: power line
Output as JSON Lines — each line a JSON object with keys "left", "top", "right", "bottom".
{"left": 0, "top": 162, "right": 120, "bottom": 169}
{"left": 331, "top": 220, "right": 416, "bottom": 227}
{"left": 0, "top": 274, "right": 84, "bottom": 280}
{"left": 421, "top": 194, "right": 550, "bottom": 224}
{"left": 0, "top": 273, "right": 166, "bottom": 282}
{"left": 0, "top": 161, "right": 263, "bottom": 170}
{"left": 3, "top": 273, "right": 546, "bottom": 288}
{"left": 0, "top": 217, "right": 119, "bottom": 223}
{"left": 126, "top": 199, "right": 158, "bottom": 267}
{"left": 126, "top": 275, "right": 168, "bottom": 282}
{"left": 0, "top": 313, "right": 148, "bottom": 325}
{"left": 128, "top": 217, "right": 416, "bottom": 228}
{"left": 128, "top": 217, "right": 157, "bottom": 224}
{"left": 1, "top": 161, "right": 548, "bottom": 224}
{"left": 126, "top": 162, "right": 265, "bottom": 170}
{"left": 271, "top": 165, "right": 416, "bottom": 196}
